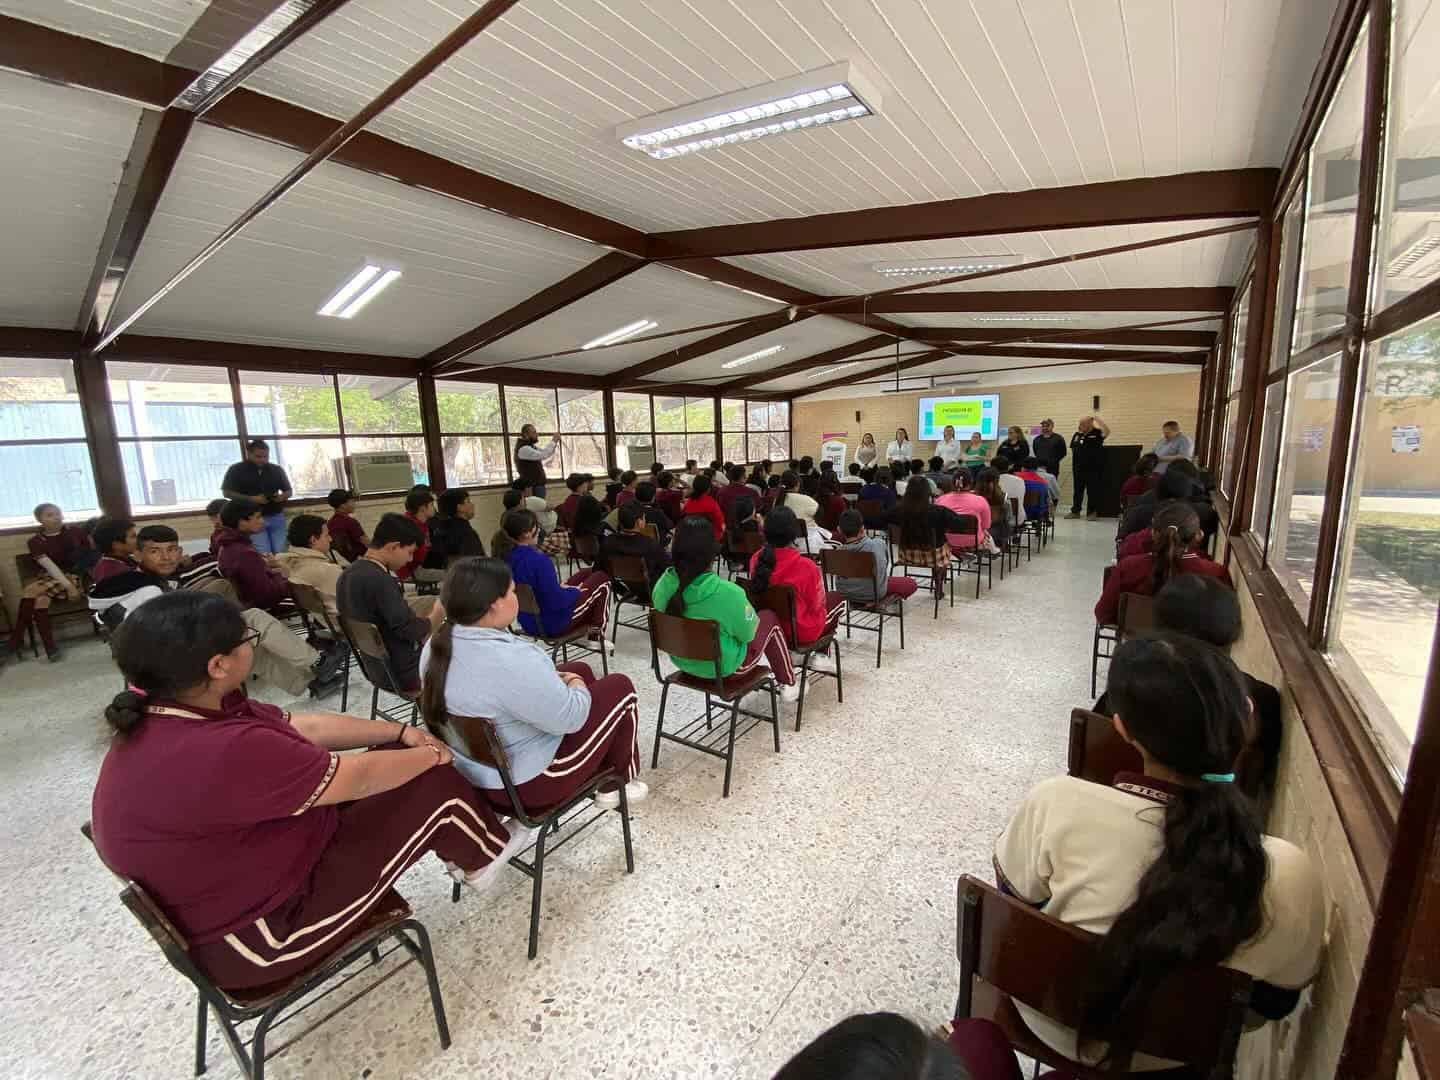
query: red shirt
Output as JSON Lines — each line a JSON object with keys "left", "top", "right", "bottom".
{"left": 1116, "top": 530, "right": 1153, "bottom": 558}
{"left": 615, "top": 488, "right": 637, "bottom": 507}
{"left": 749, "top": 546, "right": 827, "bottom": 645}
{"left": 557, "top": 493, "right": 581, "bottom": 530}
{"left": 1094, "top": 551, "right": 1233, "bottom": 625}
{"left": 398, "top": 512, "right": 430, "bottom": 580}
{"left": 1120, "top": 475, "right": 1155, "bottom": 504}
{"left": 327, "top": 511, "right": 366, "bottom": 561}
{"left": 28, "top": 525, "right": 92, "bottom": 572}
{"left": 681, "top": 493, "right": 726, "bottom": 539}
{"left": 91, "top": 696, "right": 338, "bottom": 944}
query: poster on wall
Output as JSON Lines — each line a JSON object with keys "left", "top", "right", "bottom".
{"left": 1302, "top": 426, "right": 1326, "bottom": 452}
{"left": 1391, "top": 425, "right": 1421, "bottom": 453}
{"left": 819, "top": 438, "right": 847, "bottom": 470}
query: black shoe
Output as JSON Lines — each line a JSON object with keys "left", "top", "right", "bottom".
{"left": 308, "top": 670, "right": 346, "bottom": 699}
{"left": 313, "top": 641, "right": 350, "bottom": 685}
{"left": 44, "top": 645, "right": 62, "bottom": 663}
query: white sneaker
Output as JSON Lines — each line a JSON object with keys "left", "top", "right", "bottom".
{"left": 982, "top": 537, "right": 1001, "bottom": 555}
{"left": 460, "top": 821, "right": 539, "bottom": 893}
{"left": 807, "top": 652, "right": 837, "bottom": 674}
{"left": 594, "top": 779, "right": 649, "bottom": 809}
{"left": 779, "top": 681, "right": 801, "bottom": 703}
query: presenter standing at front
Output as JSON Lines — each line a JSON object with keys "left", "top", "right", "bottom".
{"left": 514, "top": 424, "right": 560, "bottom": 499}
{"left": 885, "top": 427, "right": 913, "bottom": 465}
{"left": 1066, "top": 415, "right": 1110, "bottom": 519}
{"left": 935, "top": 425, "right": 965, "bottom": 470}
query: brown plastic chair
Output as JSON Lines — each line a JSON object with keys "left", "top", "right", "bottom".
{"left": 753, "top": 583, "right": 842, "bottom": 731}
{"left": 954, "top": 874, "right": 1253, "bottom": 1079}
{"left": 606, "top": 553, "right": 653, "bottom": 642}
{"left": 1091, "top": 565, "right": 1120, "bottom": 697}
{"left": 80, "top": 823, "right": 448, "bottom": 1080}
{"left": 856, "top": 498, "right": 886, "bottom": 535}
{"left": 1067, "top": 707, "right": 1143, "bottom": 786}
{"left": 945, "top": 513, "right": 996, "bottom": 601}
{"left": 888, "top": 522, "right": 945, "bottom": 618}
{"left": 820, "top": 547, "right": 905, "bottom": 669}
{"left": 437, "top": 714, "right": 634, "bottom": 959}
{"left": 338, "top": 615, "right": 419, "bottom": 726}
{"left": 289, "top": 582, "right": 351, "bottom": 711}
{"left": 1118, "top": 591, "right": 1156, "bottom": 639}
{"left": 647, "top": 608, "right": 780, "bottom": 797}
{"left": 513, "top": 580, "right": 609, "bottom": 675}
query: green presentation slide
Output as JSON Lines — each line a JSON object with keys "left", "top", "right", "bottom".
{"left": 931, "top": 399, "right": 983, "bottom": 426}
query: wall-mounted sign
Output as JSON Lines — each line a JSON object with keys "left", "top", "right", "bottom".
{"left": 1392, "top": 424, "right": 1421, "bottom": 454}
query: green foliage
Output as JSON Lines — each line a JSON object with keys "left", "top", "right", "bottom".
{"left": 1376, "top": 324, "right": 1440, "bottom": 410}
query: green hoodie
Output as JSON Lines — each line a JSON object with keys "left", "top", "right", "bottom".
{"left": 649, "top": 568, "right": 759, "bottom": 678}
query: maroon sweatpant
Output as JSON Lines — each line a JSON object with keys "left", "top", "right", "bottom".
{"left": 8, "top": 598, "right": 56, "bottom": 653}
{"left": 563, "top": 569, "right": 611, "bottom": 635}
{"left": 485, "top": 662, "right": 641, "bottom": 814}
{"left": 732, "top": 609, "right": 796, "bottom": 686}
{"left": 191, "top": 757, "right": 509, "bottom": 990}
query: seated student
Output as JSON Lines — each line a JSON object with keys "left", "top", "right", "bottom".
{"left": 680, "top": 459, "right": 699, "bottom": 487}
{"left": 651, "top": 518, "right": 799, "bottom": 702}
{"left": 91, "top": 518, "right": 138, "bottom": 583}
{"left": 1118, "top": 459, "right": 1219, "bottom": 546}
{"left": 570, "top": 493, "right": 612, "bottom": 559}
{"left": 777, "top": 1012, "right": 964, "bottom": 1080}
{"left": 214, "top": 501, "right": 294, "bottom": 615}
{"left": 991, "top": 458, "right": 1028, "bottom": 526}
{"left": 12, "top": 502, "right": 96, "bottom": 661}
{"left": 325, "top": 489, "right": 367, "bottom": 562}
{"left": 974, "top": 467, "right": 1011, "bottom": 549}
{"left": 1013, "top": 457, "right": 1051, "bottom": 518}
{"left": 610, "top": 480, "right": 672, "bottom": 543}
{"left": 1120, "top": 453, "right": 1160, "bottom": 507}
{"left": 774, "top": 469, "right": 820, "bottom": 522}
{"left": 600, "top": 501, "right": 671, "bottom": 588}
{"left": 886, "top": 478, "right": 965, "bottom": 576}
{"left": 722, "top": 494, "right": 764, "bottom": 561}
{"left": 654, "top": 470, "right": 685, "bottom": 524}
{"left": 839, "top": 462, "right": 865, "bottom": 497}
{"left": 425, "top": 488, "right": 485, "bottom": 571}
{"left": 1094, "top": 503, "right": 1232, "bottom": 626}
{"left": 93, "top": 525, "right": 345, "bottom": 696}
{"left": 935, "top": 472, "right": 998, "bottom": 555}
{"left": 971, "top": 633, "right": 1323, "bottom": 1072}
{"left": 205, "top": 498, "right": 229, "bottom": 556}
{"left": 716, "top": 464, "right": 752, "bottom": 521}
{"left": 276, "top": 514, "right": 351, "bottom": 617}
{"left": 491, "top": 490, "right": 525, "bottom": 562}
{"left": 399, "top": 489, "right": 436, "bottom": 583}
{"left": 613, "top": 470, "right": 639, "bottom": 507}
{"left": 602, "top": 466, "right": 624, "bottom": 510}
{"left": 746, "top": 464, "right": 767, "bottom": 495}
{"left": 924, "top": 455, "right": 948, "bottom": 490}
{"left": 556, "top": 472, "right": 593, "bottom": 531}
{"left": 336, "top": 513, "right": 446, "bottom": 693}
{"left": 681, "top": 473, "right": 726, "bottom": 540}
{"left": 814, "top": 476, "right": 847, "bottom": 529}
{"left": 1033, "top": 458, "right": 1062, "bottom": 504}
{"left": 502, "top": 508, "right": 611, "bottom": 640}
{"left": 747, "top": 506, "right": 843, "bottom": 664}
{"left": 831, "top": 509, "right": 917, "bottom": 604}
{"left": 91, "top": 590, "right": 520, "bottom": 992}
{"left": 859, "top": 467, "right": 898, "bottom": 528}
{"left": 421, "top": 557, "right": 648, "bottom": 812}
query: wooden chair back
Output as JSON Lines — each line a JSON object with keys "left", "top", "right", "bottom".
{"left": 856, "top": 498, "right": 884, "bottom": 522}
{"left": 607, "top": 553, "right": 650, "bottom": 593}
{"left": 638, "top": 522, "right": 659, "bottom": 541}
{"left": 820, "top": 547, "right": 881, "bottom": 604}
{"left": 1118, "top": 592, "right": 1155, "bottom": 639}
{"left": 647, "top": 609, "right": 724, "bottom": 688}
{"left": 289, "top": 581, "right": 333, "bottom": 626}
{"left": 955, "top": 874, "right": 1252, "bottom": 1075}
{"left": 436, "top": 712, "right": 509, "bottom": 772}
{"left": 1067, "top": 708, "right": 1142, "bottom": 785}
{"left": 514, "top": 581, "right": 542, "bottom": 617}
{"left": 753, "top": 584, "right": 801, "bottom": 644}
{"left": 81, "top": 822, "right": 198, "bottom": 979}
{"left": 739, "top": 530, "right": 764, "bottom": 555}
{"left": 339, "top": 616, "right": 388, "bottom": 661}
{"left": 572, "top": 533, "right": 599, "bottom": 563}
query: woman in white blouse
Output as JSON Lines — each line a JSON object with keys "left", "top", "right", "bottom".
{"left": 884, "top": 427, "right": 913, "bottom": 466}
{"left": 935, "top": 425, "right": 964, "bottom": 469}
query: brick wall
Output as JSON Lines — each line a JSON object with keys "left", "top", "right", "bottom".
{"left": 792, "top": 371, "right": 1201, "bottom": 464}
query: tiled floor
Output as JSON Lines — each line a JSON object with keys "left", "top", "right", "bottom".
{"left": 0, "top": 521, "right": 1113, "bottom": 1079}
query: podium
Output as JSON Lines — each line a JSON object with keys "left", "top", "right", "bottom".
{"left": 1083, "top": 444, "right": 1141, "bottom": 518}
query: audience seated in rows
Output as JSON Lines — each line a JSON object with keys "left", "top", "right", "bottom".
{"left": 935, "top": 472, "right": 998, "bottom": 555}
{"left": 400, "top": 488, "right": 437, "bottom": 583}
{"left": 716, "top": 464, "right": 752, "bottom": 521}
{"left": 681, "top": 474, "right": 725, "bottom": 540}
{"left": 11, "top": 502, "right": 94, "bottom": 660}
{"left": 746, "top": 506, "right": 843, "bottom": 664}
{"left": 1094, "top": 502, "right": 1231, "bottom": 626}
{"left": 91, "top": 518, "right": 138, "bottom": 583}
{"left": 419, "top": 556, "right": 648, "bottom": 814}
{"left": 501, "top": 508, "right": 611, "bottom": 639}
{"left": 325, "top": 488, "right": 368, "bottom": 562}
{"left": 859, "top": 467, "right": 898, "bottom": 527}
{"left": 426, "top": 488, "right": 486, "bottom": 569}
{"left": 214, "top": 502, "right": 294, "bottom": 615}
{"left": 887, "top": 476, "right": 967, "bottom": 574}
{"left": 599, "top": 501, "right": 671, "bottom": 586}
{"left": 831, "top": 510, "right": 918, "bottom": 604}
{"left": 90, "top": 590, "right": 517, "bottom": 991}
{"left": 1120, "top": 453, "right": 1160, "bottom": 507}
{"left": 650, "top": 517, "right": 800, "bottom": 702}
{"left": 991, "top": 459, "right": 1028, "bottom": 525}
{"left": 1117, "top": 459, "right": 1219, "bottom": 547}
{"left": 275, "top": 514, "right": 351, "bottom": 617}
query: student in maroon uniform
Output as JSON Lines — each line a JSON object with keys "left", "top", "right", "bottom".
{"left": 325, "top": 488, "right": 367, "bottom": 562}
{"left": 655, "top": 470, "right": 685, "bottom": 524}
{"left": 204, "top": 499, "right": 228, "bottom": 557}
{"left": 90, "top": 518, "right": 138, "bottom": 583}
{"left": 1094, "top": 502, "right": 1231, "bottom": 626}
{"left": 90, "top": 590, "right": 521, "bottom": 991}
{"left": 10, "top": 503, "right": 94, "bottom": 660}
{"left": 213, "top": 502, "right": 294, "bottom": 615}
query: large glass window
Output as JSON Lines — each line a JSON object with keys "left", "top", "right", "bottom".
{"left": 0, "top": 358, "right": 100, "bottom": 527}
{"left": 1328, "top": 316, "right": 1440, "bottom": 778}
{"left": 653, "top": 394, "right": 716, "bottom": 467}
{"left": 721, "top": 397, "right": 746, "bottom": 465}
{"left": 746, "top": 399, "right": 790, "bottom": 462}
{"left": 436, "top": 381, "right": 507, "bottom": 488}
{"left": 1375, "top": 0, "right": 1440, "bottom": 312}
{"left": 1220, "top": 283, "right": 1251, "bottom": 495}
{"left": 558, "top": 389, "right": 607, "bottom": 477}
{"left": 1251, "top": 380, "right": 1288, "bottom": 551}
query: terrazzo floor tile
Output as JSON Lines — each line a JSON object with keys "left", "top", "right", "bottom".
{"left": 0, "top": 521, "right": 1123, "bottom": 1078}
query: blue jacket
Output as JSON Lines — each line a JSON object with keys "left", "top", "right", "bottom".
{"left": 506, "top": 543, "right": 577, "bottom": 636}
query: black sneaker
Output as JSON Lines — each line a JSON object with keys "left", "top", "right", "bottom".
{"left": 308, "top": 669, "right": 347, "bottom": 699}
{"left": 44, "top": 645, "right": 62, "bottom": 663}
{"left": 313, "top": 641, "right": 350, "bottom": 685}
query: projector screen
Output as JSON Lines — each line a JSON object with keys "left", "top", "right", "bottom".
{"left": 918, "top": 394, "right": 1000, "bottom": 442}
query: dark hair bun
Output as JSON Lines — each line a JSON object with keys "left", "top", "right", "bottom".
{"left": 105, "top": 690, "right": 147, "bottom": 736}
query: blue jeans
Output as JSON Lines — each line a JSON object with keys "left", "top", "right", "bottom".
{"left": 251, "top": 512, "right": 288, "bottom": 553}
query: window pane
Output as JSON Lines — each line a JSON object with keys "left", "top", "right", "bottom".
{"left": 504, "top": 386, "right": 558, "bottom": 433}
{"left": 0, "top": 357, "right": 88, "bottom": 440}
{"left": 107, "top": 363, "right": 235, "bottom": 438}
{"left": 1227, "top": 286, "right": 1251, "bottom": 397}
{"left": 561, "top": 432, "right": 607, "bottom": 477}
{"left": 337, "top": 376, "right": 421, "bottom": 435}
{"left": 1376, "top": 0, "right": 1440, "bottom": 311}
{"left": 558, "top": 389, "right": 605, "bottom": 433}
{"left": 1270, "top": 192, "right": 1306, "bottom": 373}
{"left": 238, "top": 372, "right": 338, "bottom": 435}
{"left": 1251, "top": 380, "right": 1287, "bottom": 550}
{"left": 249, "top": 436, "right": 345, "bottom": 498}
{"left": 685, "top": 396, "right": 715, "bottom": 432}
{"left": 768, "top": 432, "right": 791, "bottom": 461}
{"left": 1292, "top": 20, "right": 1369, "bottom": 352}
{"left": 1220, "top": 400, "right": 1238, "bottom": 495}
{"left": 0, "top": 443, "right": 98, "bottom": 527}
{"left": 346, "top": 435, "right": 428, "bottom": 488}
{"left": 1328, "top": 319, "right": 1440, "bottom": 777}
{"left": 653, "top": 395, "right": 687, "bottom": 433}
{"left": 613, "top": 392, "right": 651, "bottom": 433}
{"left": 721, "top": 398, "right": 745, "bottom": 430}
{"left": 748, "top": 433, "right": 771, "bottom": 463}
{"left": 436, "top": 381, "right": 502, "bottom": 433}
{"left": 445, "top": 435, "right": 509, "bottom": 487}
{"left": 654, "top": 434, "right": 687, "bottom": 466}
{"left": 687, "top": 432, "right": 716, "bottom": 466}
{"left": 121, "top": 438, "right": 241, "bottom": 511}
{"left": 769, "top": 400, "right": 790, "bottom": 432}
{"left": 747, "top": 401, "right": 769, "bottom": 430}
{"left": 724, "top": 433, "right": 745, "bottom": 464}
{"left": 1267, "top": 350, "right": 1343, "bottom": 608}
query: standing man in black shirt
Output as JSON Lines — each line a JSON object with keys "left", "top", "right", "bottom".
{"left": 1031, "top": 418, "right": 1067, "bottom": 483}
{"left": 221, "top": 439, "right": 293, "bottom": 553}
{"left": 1066, "top": 414, "right": 1111, "bottom": 519}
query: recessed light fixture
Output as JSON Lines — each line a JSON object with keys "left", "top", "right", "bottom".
{"left": 582, "top": 319, "right": 658, "bottom": 350}
{"left": 318, "top": 264, "right": 401, "bottom": 319}
{"left": 615, "top": 61, "right": 882, "bottom": 160}
{"left": 872, "top": 255, "right": 1024, "bottom": 278}
{"left": 809, "top": 361, "right": 859, "bottom": 379}
{"left": 965, "top": 314, "right": 1073, "bottom": 323}
{"left": 721, "top": 345, "right": 785, "bottom": 370}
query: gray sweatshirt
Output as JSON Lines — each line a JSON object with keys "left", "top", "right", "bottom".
{"left": 833, "top": 535, "right": 891, "bottom": 602}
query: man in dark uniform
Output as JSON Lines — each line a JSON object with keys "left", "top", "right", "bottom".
{"left": 221, "top": 439, "right": 293, "bottom": 553}
{"left": 1031, "top": 419, "right": 1068, "bottom": 481}
{"left": 1066, "top": 414, "right": 1111, "bottom": 519}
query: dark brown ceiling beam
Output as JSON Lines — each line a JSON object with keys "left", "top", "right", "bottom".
{"left": 718, "top": 333, "right": 898, "bottom": 393}
{"left": 105, "top": 333, "right": 422, "bottom": 377}
{"left": 821, "top": 287, "right": 1234, "bottom": 314}
{"left": 648, "top": 169, "right": 1277, "bottom": 260}
{"left": 0, "top": 17, "right": 193, "bottom": 107}
{"left": 904, "top": 328, "right": 1217, "bottom": 348}
{"left": 0, "top": 327, "right": 80, "bottom": 357}
{"left": 426, "top": 252, "right": 647, "bottom": 373}
{"left": 607, "top": 310, "right": 816, "bottom": 387}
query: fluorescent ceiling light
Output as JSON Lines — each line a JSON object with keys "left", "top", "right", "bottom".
{"left": 809, "top": 361, "right": 859, "bottom": 379}
{"left": 318, "top": 264, "right": 401, "bottom": 319}
{"left": 615, "top": 61, "right": 882, "bottom": 160}
{"left": 966, "top": 314, "right": 1074, "bottom": 323}
{"left": 582, "top": 319, "right": 657, "bottom": 350}
{"left": 873, "top": 255, "right": 1023, "bottom": 277}
{"left": 721, "top": 345, "right": 785, "bottom": 370}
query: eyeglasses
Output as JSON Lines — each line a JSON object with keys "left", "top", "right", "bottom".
{"left": 235, "top": 627, "right": 263, "bottom": 651}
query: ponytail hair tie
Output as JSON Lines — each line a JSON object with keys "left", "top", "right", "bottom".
{"left": 125, "top": 684, "right": 148, "bottom": 698}
{"left": 1201, "top": 772, "right": 1234, "bottom": 783}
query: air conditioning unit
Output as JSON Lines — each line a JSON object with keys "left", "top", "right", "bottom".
{"left": 333, "top": 451, "right": 414, "bottom": 494}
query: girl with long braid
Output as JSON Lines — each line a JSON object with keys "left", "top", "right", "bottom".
{"left": 1094, "top": 502, "right": 1230, "bottom": 626}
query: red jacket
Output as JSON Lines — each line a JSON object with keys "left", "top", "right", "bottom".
{"left": 1116, "top": 530, "right": 1152, "bottom": 558}
{"left": 557, "top": 493, "right": 581, "bottom": 529}
{"left": 214, "top": 527, "right": 291, "bottom": 611}
{"left": 1094, "top": 550, "right": 1232, "bottom": 626}
{"left": 749, "top": 545, "right": 827, "bottom": 645}
{"left": 656, "top": 487, "right": 684, "bottom": 524}
{"left": 682, "top": 494, "right": 725, "bottom": 540}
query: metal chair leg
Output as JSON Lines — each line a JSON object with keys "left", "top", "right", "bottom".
{"left": 898, "top": 601, "right": 906, "bottom": 650}
{"left": 651, "top": 682, "right": 671, "bottom": 769}
{"left": 527, "top": 826, "right": 548, "bottom": 959}
{"left": 339, "top": 651, "right": 350, "bottom": 713}
{"left": 403, "top": 920, "right": 452, "bottom": 1049}
{"left": 794, "top": 656, "right": 809, "bottom": 731}
{"left": 769, "top": 682, "right": 780, "bottom": 752}
{"left": 194, "top": 993, "right": 208, "bottom": 1076}
{"left": 722, "top": 699, "right": 740, "bottom": 798}
{"left": 875, "top": 610, "right": 884, "bottom": 668}
{"left": 618, "top": 781, "right": 635, "bottom": 873}
{"left": 834, "top": 641, "right": 843, "bottom": 703}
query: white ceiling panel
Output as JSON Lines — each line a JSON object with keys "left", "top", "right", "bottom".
{"left": 0, "top": 72, "right": 143, "bottom": 328}
{"left": 111, "top": 124, "right": 604, "bottom": 355}
{"left": 466, "top": 263, "right": 779, "bottom": 375}
{"left": 650, "top": 315, "right": 885, "bottom": 385}
{"left": 0, "top": 0, "right": 203, "bottom": 61}
{"left": 239, "top": 0, "right": 1335, "bottom": 233}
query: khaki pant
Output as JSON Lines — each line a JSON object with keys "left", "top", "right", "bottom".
{"left": 243, "top": 607, "right": 318, "bottom": 697}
